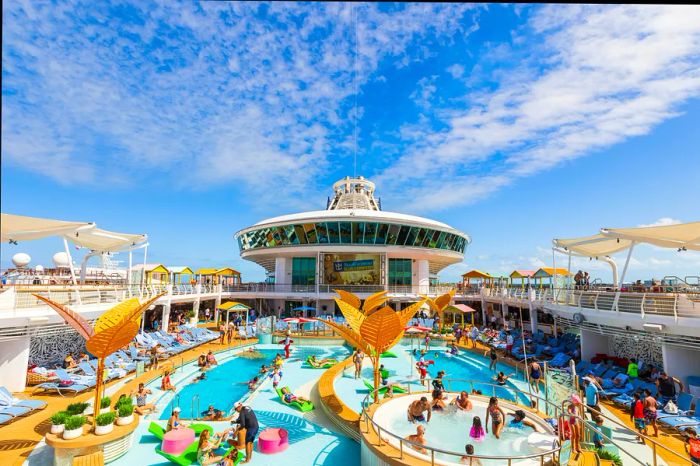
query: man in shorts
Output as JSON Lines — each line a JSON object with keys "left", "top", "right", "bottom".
{"left": 407, "top": 396, "right": 432, "bottom": 423}
{"left": 234, "top": 402, "right": 259, "bottom": 463}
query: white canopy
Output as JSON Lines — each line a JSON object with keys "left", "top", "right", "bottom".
{"left": 69, "top": 227, "right": 147, "bottom": 252}
{"left": 553, "top": 234, "right": 633, "bottom": 257}
{"left": 1, "top": 213, "right": 94, "bottom": 243}
{"left": 601, "top": 222, "right": 700, "bottom": 251}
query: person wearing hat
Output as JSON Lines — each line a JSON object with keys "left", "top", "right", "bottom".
{"left": 167, "top": 406, "right": 187, "bottom": 431}
{"left": 233, "top": 402, "right": 259, "bottom": 463}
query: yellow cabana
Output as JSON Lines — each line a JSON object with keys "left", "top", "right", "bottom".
{"left": 533, "top": 267, "right": 572, "bottom": 288}
{"left": 218, "top": 301, "right": 251, "bottom": 328}
{"left": 196, "top": 267, "right": 241, "bottom": 285}
{"left": 169, "top": 266, "right": 194, "bottom": 284}
{"left": 461, "top": 270, "right": 494, "bottom": 288}
{"left": 131, "top": 263, "right": 170, "bottom": 284}
{"left": 509, "top": 270, "right": 535, "bottom": 288}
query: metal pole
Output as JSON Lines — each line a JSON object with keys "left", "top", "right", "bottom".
{"left": 141, "top": 244, "right": 148, "bottom": 289}
{"left": 612, "top": 242, "right": 635, "bottom": 310}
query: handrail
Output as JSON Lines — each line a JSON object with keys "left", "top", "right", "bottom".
{"left": 361, "top": 378, "right": 563, "bottom": 465}
{"left": 561, "top": 399, "right": 693, "bottom": 465}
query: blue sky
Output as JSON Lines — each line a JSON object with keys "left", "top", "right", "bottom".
{"left": 2, "top": 2, "right": 700, "bottom": 283}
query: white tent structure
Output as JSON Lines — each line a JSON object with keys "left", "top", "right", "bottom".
{"left": 1, "top": 213, "right": 148, "bottom": 285}
{"left": 553, "top": 221, "right": 700, "bottom": 289}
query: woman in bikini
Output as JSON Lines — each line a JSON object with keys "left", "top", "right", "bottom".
{"left": 485, "top": 397, "right": 506, "bottom": 439}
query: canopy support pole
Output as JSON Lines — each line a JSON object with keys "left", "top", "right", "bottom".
{"left": 612, "top": 242, "right": 635, "bottom": 311}
{"left": 62, "top": 238, "right": 81, "bottom": 304}
{"left": 79, "top": 251, "right": 100, "bottom": 285}
{"left": 128, "top": 251, "right": 133, "bottom": 293}
{"left": 141, "top": 244, "right": 148, "bottom": 289}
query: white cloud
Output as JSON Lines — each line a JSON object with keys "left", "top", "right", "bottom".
{"left": 447, "top": 64, "right": 465, "bottom": 78}
{"left": 637, "top": 217, "right": 682, "bottom": 228}
{"left": 378, "top": 5, "right": 700, "bottom": 211}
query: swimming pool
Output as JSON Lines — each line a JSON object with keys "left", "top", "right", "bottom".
{"left": 372, "top": 393, "right": 556, "bottom": 466}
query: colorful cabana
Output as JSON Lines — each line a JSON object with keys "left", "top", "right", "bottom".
{"left": 509, "top": 270, "right": 535, "bottom": 288}
{"left": 196, "top": 267, "right": 242, "bottom": 285}
{"left": 169, "top": 266, "right": 194, "bottom": 284}
{"left": 462, "top": 270, "right": 494, "bottom": 288}
{"left": 131, "top": 263, "right": 170, "bottom": 284}
{"left": 445, "top": 303, "right": 478, "bottom": 325}
{"left": 218, "top": 301, "right": 251, "bottom": 328}
{"left": 532, "top": 267, "right": 572, "bottom": 288}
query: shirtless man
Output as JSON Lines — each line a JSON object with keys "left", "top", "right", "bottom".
{"left": 407, "top": 397, "right": 432, "bottom": 423}
{"left": 405, "top": 425, "right": 427, "bottom": 453}
{"left": 451, "top": 391, "right": 473, "bottom": 411}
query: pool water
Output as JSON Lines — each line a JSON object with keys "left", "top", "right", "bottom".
{"left": 160, "top": 348, "right": 279, "bottom": 419}
{"left": 374, "top": 395, "right": 555, "bottom": 466}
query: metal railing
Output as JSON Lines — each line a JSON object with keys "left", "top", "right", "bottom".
{"left": 361, "top": 379, "right": 563, "bottom": 466}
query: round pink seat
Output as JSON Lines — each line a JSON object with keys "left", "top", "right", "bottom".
{"left": 161, "top": 427, "right": 195, "bottom": 454}
{"left": 257, "top": 427, "right": 289, "bottom": 454}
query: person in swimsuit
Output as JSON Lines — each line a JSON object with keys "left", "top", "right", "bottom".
{"left": 485, "top": 397, "right": 506, "bottom": 438}
{"left": 431, "top": 389, "right": 447, "bottom": 411}
{"left": 568, "top": 394, "right": 583, "bottom": 452}
{"left": 207, "top": 351, "right": 218, "bottom": 365}
{"left": 280, "top": 387, "right": 311, "bottom": 404}
{"left": 643, "top": 388, "right": 658, "bottom": 437}
{"left": 167, "top": 406, "right": 187, "bottom": 431}
{"left": 486, "top": 348, "right": 498, "bottom": 371}
{"left": 685, "top": 427, "right": 700, "bottom": 465}
{"left": 218, "top": 449, "right": 240, "bottom": 466}
{"left": 405, "top": 425, "right": 427, "bottom": 453}
{"left": 507, "top": 410, "right": 538, "bottom": 431}
{"left": 161, "top": 370, "right": 176, "bottom": 392}
{"left": 461, "top": 444, "right": 482, "bottom": 466}
{"left": 192, "top": 372, "right": 206, "bottom": 384}
{"left": 451, "top": 391, "right": 473, "bottom": 411}
{"left": 495, "top": 372, "right": 510, "bottom": 386}
{"left": 131, "top": 383, "right": 155, "bottom": 415}
{"left": 407, "top": 397, "right": 432, "bottom": 423}
{"left": 353, "top": 349, "right": 364, "bottom": 379}
{"left": 469, "top": 416, "right": 485, "bottom": 442}
{"left": 432, "top": 371, "right": 446, "bottom": 392}
{"left": 196, "top": 428, "right": 232, "bottom": 465}
{"left": 529, "top": 361, "right": 542, "bottom": 394}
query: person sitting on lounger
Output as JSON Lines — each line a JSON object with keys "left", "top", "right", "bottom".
{"left": 197, "top": 428, "right": 233, "bottom": 465}
{"left": 280, "top": 387, "right": 310, "bottom": 404}
{"left": 167, "top": 407, "right": 187, "bottom": 431}
{"left": 309, "top": 355, "right": 336, "bottom": 368}
{"left": 63, "top": 354, "right": 77, "bottom": 369}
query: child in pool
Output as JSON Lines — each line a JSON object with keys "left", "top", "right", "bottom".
{"left": 460, "top": 444, "right": 483, "bottom": 466}
{"left": 469, "top": 416, "right": 485, "bottom": 442}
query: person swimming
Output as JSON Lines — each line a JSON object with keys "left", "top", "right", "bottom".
{"left": 507, "top": 410, "right": 538, "bottom": 431}
{"left": 469, "top": 416, "right": 485, "bottom": 442}
{"left": 431, "top": 389, "right": 446, "bottom": 411}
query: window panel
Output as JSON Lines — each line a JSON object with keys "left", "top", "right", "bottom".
{"left": 294, "top": 225, "right": 308, "bottom": 244}
{"left": 386, "top": 224, "right": 400, "bottom": 245}
{"left": 421, "top": 229, "right": 434, "bottom": 247}
{"left": 414, "top": 228, "right": 427, "bottom": 247}
{"left": 316, "top": 223, "right": 329, "bottom": 243}
{"left": 285, "top": 225, "right": 298, "bottom": 245}
{"left": 303, "top": 223, "right": 318, "bottom": 244}
{"left": 375, "top": 223, "right": 389, "bottom": 245}
{"left": 327, "top": 222, "right": 340, "bottom": 243}
{"left": 363, "top": 223, "right": 377, "bottom": 244}
{"left": 352, "top": 222, "right": 365, "bottom": 243}
{"left": 397, "top": 226, "right": 410, "bottom": 245}
{"left": 339, "top": 222, "right": 352, "bottom": 243}
{"left": 435, "top": 231, "right": 447, "bottom": 249}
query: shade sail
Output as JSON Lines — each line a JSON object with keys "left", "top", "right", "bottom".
{"left": 68, "top": 227, "right": 147, "bottom": 252}
{"left": 446, "top": 304, "right": 477, "bottom": 313}
{"left": 218, "top": 301, "right": 250, "bottom": 311}
{"left": 553, "top": 234, "right": 633, "bottom": 257}
{"left": 510, "top": 270, "right": 536, "bottom": 278}
{"left": 461, "top": 270, "right": 492, "bottom": 279}
{"left": 601, "top": 221, "right": 700, "bottom": 251}
{"left": 1, "top": 213, "right": 94, "bottom": 243}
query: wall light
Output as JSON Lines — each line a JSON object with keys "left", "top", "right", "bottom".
{"left": 642, "top": 323, "right": 664, "bottom": 332}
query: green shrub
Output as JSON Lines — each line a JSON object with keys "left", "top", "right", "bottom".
{"left": 95, "top": 412, "right": 116, "bottom": 426}
{"left": 114, "top": 396, "right": 133, "bottom": 410}
{"left": 118, "top": 403, "right": 134, "bottom": 417}
{"left": 596, "top": 449, "right": 623, "bottom": 466}
{"left": 100, "top": 396, "right": 111, "bottom": 409}
{"left": 50, "top": 411, "right": 69, "bottom": 425}
{"left": 66, "top": 402, "right": 88, "bottom": 415}
{"left": 64, "top": 415, "right": 86, "bottom": 431}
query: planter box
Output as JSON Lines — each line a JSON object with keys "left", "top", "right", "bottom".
{"left": 116, "top": 414, "right": 133, "bottom": 426}
{"left": 62, "top": 427, "right": 83, "bottom": 440}
{"left": 50, "top": 424, "right": 64, "bottom": 435}
{"left": 94, "top": 424, "right": 113, "bottom": 436}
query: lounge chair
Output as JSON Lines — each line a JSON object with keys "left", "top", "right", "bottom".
{"left": 0, "top": 405, "right": 31, "bottom": 417}
{"left": 128, "top": 345, "right": 151, "bottom": 363}
{"left": 155, "top": 443, "right": 239, "bottom": 466}
{"left": 362, "top": 379, "right": 407, "bottom": 395}
{"left": 380, "top": 351, "right": 398, "bottom": 358}
{"left": 658, "top": 408, "right": 700, "bottom": 431}
{"left": 32, "top": 380, "right": 90, "bottom": 396}
{"left": 275, "top": 387, "right": 314, "bottom": 412}
{"left": 148, "top": 421, "right": 213, "bottom": 441}
{"left": 657, "top": 393, "right": 694, "bottom": 418}
{"left": 0, "top": 413, "right": 13, "bottom": 425}
{"left": 0, "top": 387, "right": 47, "bottom": 411}
{"left": 305, "top": 356, "right": 338, "bottom": 369}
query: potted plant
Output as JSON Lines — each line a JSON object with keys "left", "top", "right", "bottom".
{"left": 186, "top": 309, "right": 197, "bottom": 325}
{"left": 99, "top": 396, "right": 111, "bottom": 414}
{"left": 62, "top": 415, "right": 86, "bottom": 440}
{"left": 94, "top": 412, "right": 116, "bottom": 435}
{"left": 66, "top": 402, "right": 89, "bottom": 416}
{"left": 116, "top": 402, "right": 134, "bottom": 426}
{"left": 50, "top": 411, "right": 69, "bottom": 435}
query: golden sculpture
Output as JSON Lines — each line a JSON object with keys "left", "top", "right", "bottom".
{"left": 422, "top": 289, "right": 455, "bottom": 331}
{"left": 315, "top": 290, "right": 426, "bottom": 402}
{"left": 35, "top": 293, "right": 164, "bottom": 427}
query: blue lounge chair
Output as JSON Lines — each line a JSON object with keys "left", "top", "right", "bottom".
{"left": 657, "top": 393, "right": 694, "bottom": 419}
{"left": 54, "top": 368, "right": 95, "bottom": 388}
{"left": 0, "top": 387, "right": 47, "bottom": 411}
{"left": 0, "top": 413, "right": 13, "bottom": 425}
{"left": 0, "top": 405, "right": 31, "bottom": 417}
{"left": 658, "top": 408, "right": 700, "bottom": 430}
{"left": 129, "top": 345, "right": 151, "bottom": 362}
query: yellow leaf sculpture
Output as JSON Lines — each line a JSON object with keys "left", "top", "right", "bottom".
{"left": 34, "top": 293, "right": 165, "bottom": 427}
{"left": 422, "top": 289, "right": 456, "bottom": 331}
{"left": 316, "top": 291, "right": 426, "bottom": 402}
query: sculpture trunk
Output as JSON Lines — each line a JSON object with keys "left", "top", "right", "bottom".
{"left": 93, "top": 358, "right": 105, "bottom": 428}
{"left": 372, "top": 356, "right": 380, "bottom": 403}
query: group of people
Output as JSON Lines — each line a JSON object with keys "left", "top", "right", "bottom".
{"left": 573, "top": 270, "right": 591, "bottom": 289}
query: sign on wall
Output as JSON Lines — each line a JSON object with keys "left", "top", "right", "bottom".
{"left": 321, "top": 253, "right": 382, "bottom": 285}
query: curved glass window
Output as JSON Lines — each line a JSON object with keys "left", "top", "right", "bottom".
{"left": 237, "top": 221, "right": 467, "bottom": 254}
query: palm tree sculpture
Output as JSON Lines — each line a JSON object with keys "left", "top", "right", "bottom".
{"left": 422, "top": 289, "right": 455, "bottom": 332}
{"left": 35, "top": 293, "right": 164, "bottom": 428}
{"left": 314, "top": 290, "right": 427, "bottom": 403}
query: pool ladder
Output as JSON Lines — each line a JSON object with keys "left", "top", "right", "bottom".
{"left": 190, "top": 394, "right": 200, "bottom": 420}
